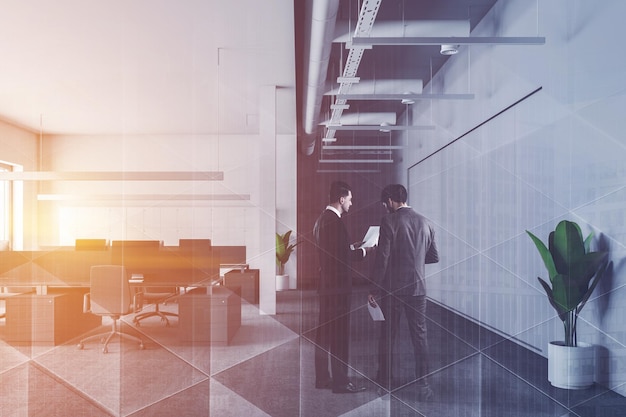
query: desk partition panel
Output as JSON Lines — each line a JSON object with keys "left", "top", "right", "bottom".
{"left": 213, "top": 246, "right": 247, "bottom": 265}
{"left": 0, "top": 249, "right": 109, "bottom": 287}
{"left": 0, "top": 241, "right": 229, "bottom": 288}
{"left": 111, "top": 240, "right": 221, "bottom": 286}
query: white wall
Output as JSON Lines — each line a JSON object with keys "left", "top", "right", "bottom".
{"left": 36, "top": 106, "right": 296, "bottom": 315}
{"left": 397, "top": 0, "right": 626, "bottom": 393}
{"left": 40, "top": 133, "right": 260, "bottom": 245}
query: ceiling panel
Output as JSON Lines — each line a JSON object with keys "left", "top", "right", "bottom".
{"left": 295, "top": 0, "right": 503, "bottom": 162}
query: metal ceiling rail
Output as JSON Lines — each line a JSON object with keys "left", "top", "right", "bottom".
{"left": 323, "top": 0, "right": 381, "bottom": 145}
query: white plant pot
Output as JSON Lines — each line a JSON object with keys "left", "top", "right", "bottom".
{"left": 276, "top": 274, "right": 290, "bottom": 291}
{"left": 288, "top": 275, "right": 297, "bottom": 290}
{"left": 548, "top": 341, "right": 596, "bottom": 389}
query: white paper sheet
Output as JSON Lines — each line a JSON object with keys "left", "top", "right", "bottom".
{"left": 368, "top": 300, "right": 385, "bottom": 321}
{"left": 361, "top": 226, "right": 380, "bottom": 248}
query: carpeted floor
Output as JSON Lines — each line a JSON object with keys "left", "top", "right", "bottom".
{"left": 0, "top": 286, "right": 624, "bottom": 416}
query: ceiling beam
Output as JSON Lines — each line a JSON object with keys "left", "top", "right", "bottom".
{"left": 351, "top": 36, "right": 546, "bottom": 46}
{"left": 336, "top": 93, "right": 474, "bottom": 100}
{"left": 329, "top": 125, "right": 435, "bottom": 131}
{"left": 316, "top": 169, "right": 381, "bottom": 173}
{"left": 319, "top": 159, "right": 393, "bottom": 163}
{"left": 322, "top": 145, "right": 404, "bottom": 150}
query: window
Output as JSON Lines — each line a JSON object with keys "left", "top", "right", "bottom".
{"left": 0, "top": 162, "right": 10, "bottom": 244}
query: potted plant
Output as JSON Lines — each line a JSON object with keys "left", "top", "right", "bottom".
{"left": 526, "top": 220, "right": 610, "bottom": 389}
{"left": 276, "top": 230, "right": 299, "bottom": 290}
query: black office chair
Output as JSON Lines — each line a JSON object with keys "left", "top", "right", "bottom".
{"left": 133, "top": 286, "right": 179, "bottom": 326}
{"left": 78, "top": 265, "right": 145, "bottom": 353}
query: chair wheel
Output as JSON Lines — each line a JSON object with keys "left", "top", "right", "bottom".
{"left": 139, "top": 343, "right": 145, "bottom": 350}
{"left": 77, "top": 343, "right": 84, "bottom": 350}
{"left": 102, "top": 347, "right": 108, "bottom": 354}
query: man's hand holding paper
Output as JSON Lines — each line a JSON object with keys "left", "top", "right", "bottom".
{"left": 361, "top": 226, "right": 379, "bottom": 248}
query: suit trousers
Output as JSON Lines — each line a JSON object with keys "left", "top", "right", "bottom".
{"left": 315, "top": 293, "right": 351, "bottom": 387}
{"left": 377, "top": 294, "right": 429, "bottom": 389}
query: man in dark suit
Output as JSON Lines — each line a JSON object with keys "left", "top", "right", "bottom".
{"left": 313, "top": 181, "right": 370, "bottom": 394}
{"left": 368, "top": 184, "right": 439, "bottom": 400}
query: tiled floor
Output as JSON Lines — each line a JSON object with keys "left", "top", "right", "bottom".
{"left": 0, "top": 286, "right": 625, "bottom": 416}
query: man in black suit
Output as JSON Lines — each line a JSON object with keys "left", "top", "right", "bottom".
{"left": 313, "top": 181, "right": 370, "bottom": 394}
{"left": 368, "top": 184, "right": 439, "bottom": 400}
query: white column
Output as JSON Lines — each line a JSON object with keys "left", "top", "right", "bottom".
{"left": 258, "top": 85, "right": 277, "bottom": 315}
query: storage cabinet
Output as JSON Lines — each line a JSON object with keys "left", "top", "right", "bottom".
{"left": 223, "top": 269, "right": 259, "bottom": 304}
{"left": 178, "top": 286, "right": 241, "bottom": 345}
{"left": 5, "top": 289, "right": 101, "bottom": 344}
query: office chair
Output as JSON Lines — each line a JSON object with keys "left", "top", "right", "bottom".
{"left": 78, "top": 265, "right": 145, "bottom": 353}
{"left": 133, "top": 286, "right": 179, "bottom": 326}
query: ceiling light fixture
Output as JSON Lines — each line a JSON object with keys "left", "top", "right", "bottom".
{"left": 401, "top": 91, "right": 416, "bottom": 105}
{"left": 440, "top": 44, "right": 459, "bottom": 55}
{"left": 318, "top": 159, "right": 394, "bottom": 164}
{"left": 36, "top": 194, "right": 250, "bottom": 201}
{"left": 0, "top": 171, "right": 225, "bottom": 181}
{"left": 332, "top": 124, "right": 434, "bottom": 131}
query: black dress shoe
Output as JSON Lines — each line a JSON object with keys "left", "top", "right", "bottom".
{"left": 315, "top": 379, "right": 333, "bottom": 389}
{"left": 332, "top": 382, "right": 366, "bottom": 394}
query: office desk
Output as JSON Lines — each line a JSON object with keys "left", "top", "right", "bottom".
{"left": 4, "top": 288, "right": 101, "bottom": 344}
{"left": 0, "top": 244, "right": 226, "bottom": 344}
{"left": 178, "top": 286, "right": 241, "bottom": 345}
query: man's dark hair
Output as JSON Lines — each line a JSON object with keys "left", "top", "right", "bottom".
{"left": 329, "top": 181, "right": 352, "bottom": 203}
{"left": 380, "top": 184, "right": 408, "bottom": 204}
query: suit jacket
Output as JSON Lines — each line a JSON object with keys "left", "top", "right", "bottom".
{"left": 314, "top": 208, "right": 365, "bottom": 295}
{"left": 370, "top": 207, "right": 439, "bottom": 296}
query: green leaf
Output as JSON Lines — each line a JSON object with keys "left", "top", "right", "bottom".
{"left": 577, "top": 260, "right": 610, "bottom": 314}
{"left": 276, "top": 231, "right": 299, "bottom": 266}
{"left": 551, "top": 221, "right": 585, "bottom": 276}
{"left": 569, "top": 251, "right": 608, "bottom": 288}
{"left": 537, "top": 277, "right": 568, "bottom": 321}
{"left": 550, "top": 273, "right": 582, "bottom": 312}
{"left": 526, "top": 230, "right": 557, "bottom": 280}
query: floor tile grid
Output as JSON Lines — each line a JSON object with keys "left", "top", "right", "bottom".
{"left": 2, "top": 288, "right": 626, "bottom": 416}
{"left": 280, "top": 288, "right": 626, "bottom": 417}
